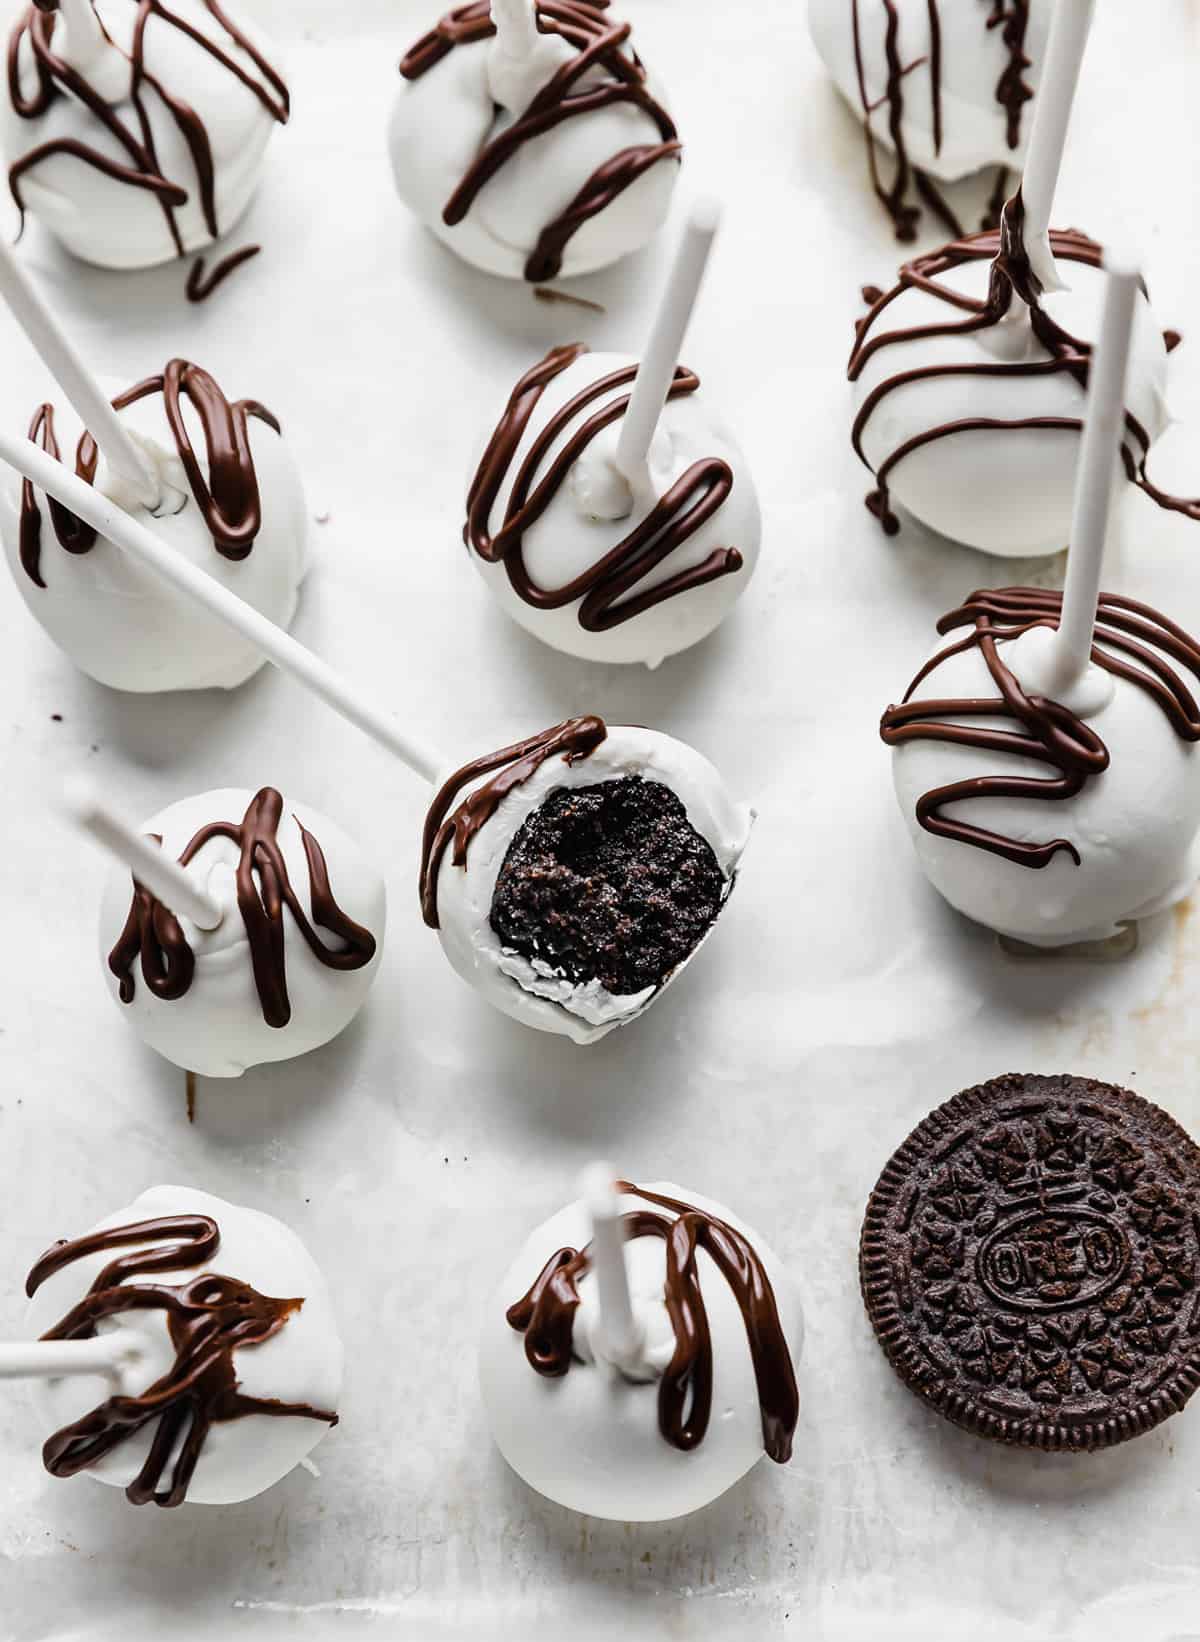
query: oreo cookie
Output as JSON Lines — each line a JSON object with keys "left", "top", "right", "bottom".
{"left": 859, "top": 1074, "right": 1200, "bottom": 1451}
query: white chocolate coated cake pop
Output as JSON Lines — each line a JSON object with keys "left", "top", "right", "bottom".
{"left": 882, "top": 589, "right": 1200, "bottom": 946}
{"left": 0, "top": 360, "right": 309, "bottom": 692}
{"left": 1, "top": 0, "right": 288, "bottom": 270}
{"left": 420, "top": 718, "right": 752, "bottom": 1042}
{"left": 23, "top": 1185, "right": 342, "bottom": 1507}
{"left": 98, "top": 787, "right": 385, "bottom": 1077}
{"left": 848, "top": 215, "right": 1182, "bottom": 556}
{"left": 480, "top": 1179, "right": 802, "bottom": 1521}
{"left": 466, "top": 345, "right": 760, "bottom": 666}
{"left": 389, "top": 0, "right": 680, "bottom": 282}
{"left": 808, "top": 0, "right": 1050, "bottom": 240}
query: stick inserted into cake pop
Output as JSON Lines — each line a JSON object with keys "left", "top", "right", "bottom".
{"left": 43, "top": 0, "right": 127, "bottom": 96}
{"left": 0, "top": 1336, "right": 143, "bottom": 1382}
{"left": 580, "top": 1162, "right": 644, "bottom": 1374}
{"left": 491, "top": 0, "right": 539, "bottom": 58}
{"left": 0, "top": 240, "right": 159, "bottom": 508}
{"left": 615, "top": 197, "right": 721, "bottom": 490}
{"left": 64, "top": 776, "right": 224, "bottom": 932}
{"left": 1046, "top": 260, "right": 1141, "bottom": 699}
{"left": 1018, "top": 0, "right": 1095, "bottom": 295}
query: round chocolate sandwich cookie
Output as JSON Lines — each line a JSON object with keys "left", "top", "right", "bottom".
{"left": 860, "top": 1074, "right": 1200, "bottom": 1452}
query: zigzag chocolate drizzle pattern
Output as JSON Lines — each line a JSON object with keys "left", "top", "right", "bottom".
{"left": 880, "top": 588, "right": 1200, "bottom": 869}
{"left": 400, "top": 0, "right": 679, "bottom": 282}
{"left": 25, "top": 1211, "right": 336, "bottom": 1508}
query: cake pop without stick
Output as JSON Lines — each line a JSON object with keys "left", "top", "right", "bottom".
{"left": 2, "top": 0, "right": 288, "bottom": 271}
{"left": 848, "top": 0, "right": 1197, "bottom": 557}
{"left": 0, "top": 237, "right": 307, "bottom": 692}
{"left": 467, "top": 198, "right": 762, "bottom": 667}
{"left": 66, "top": 778, "right": 385, "bottom": 1079}
{"left": 0, "top": 433, "right": 750, "bottom": 1041}
{"left": 6, "top": 1185, "right": 342, "bottom": 1507}
{"left": 390, "top": 0, "right": 680, "bottom": 282}
{"left": 882, "top": 265, "right": 1200, "bottom": 948}
{"left": 807, "top": 0, "right": 1051, "bottom": 241}
{"left": 480, "top": 1168, "right": 803, "bottom": 1521}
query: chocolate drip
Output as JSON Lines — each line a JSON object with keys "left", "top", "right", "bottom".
{"left": 880, "top": 588, "right": 1200, "bottom": 868}
{"left": 26, "top": 1212, "right": 336, "bottom": 1508}
{"left": 419, "top": 716, "right": 606, "bottom": 928}
{"left": 186, "top": 242, "right": 260, "bottom": 302}
{"left": 466, "top": 344, "right": 742, "bottom": 631}
{"left": 848, "top": 197, "right": 1200, "bottom": 534}
{"left": 400, "top": 0, "right": 679, "bottom": 282}
{"left": 108, "top": 787, "right": 377, "bottom": 1028}
{"left": 506, "top": 1181, "right": 799, "bottom": 1463}
{"left": 7, "top": 2, "right": 288, "bottom": 254}
{"left": 849, "top": 0, "right": 1032, "bottom": 242}
{"left": 18, "top": 359, "right": 279, "bottom": 584}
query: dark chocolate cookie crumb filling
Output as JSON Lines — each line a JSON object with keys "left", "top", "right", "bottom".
{"left": 489, "top": 777, "right": 725, "bottom": 997}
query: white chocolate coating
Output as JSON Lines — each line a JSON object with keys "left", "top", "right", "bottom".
{"left": 98, "top": 789, "right": 386, "bottom": 1077}
{"left": 0, "top": 0, "right": 285, "bottom": 270}
{"left": 0, "top": 378, "right": 308, "bottom": 693}
{"left": 479, "top": 1181, "right": 803, "bottom": 1521}
{"left": 388, "top": 12, "right": 677, "bottom": 280}
{"left": 24, "top": 1185, "right": 342, "bottom": 1506}
{"left": 852, "top": 245, "right": 1171, "bottom": 556}
{"left": 471, "top": 350, "right": 761, "bottom": 666}
{"left": 807, "top": 0, "right": 1051, "bottom": 183}
{"left": 891, "top": 622, "right": 1200, "bottom": 945}
{"left": 432, "top": 726, "right": 752, "bottom": 1042}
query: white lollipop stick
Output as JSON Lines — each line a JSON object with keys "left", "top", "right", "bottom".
{"left": 0, "top": 241, "right": 159, "bottom": 510}
{"left": 1017, "top": 0, "right": 1095, "bottom": 296}
{"left": 64, "top": 775, "right": 224, "bottom": 930}
{"left": 0, "top": 1336, "right": 143, "bottom": 1382}
{"left": 492, "top": 0, "right": 539, "bottom": 58}
{"left": 1047, "top": 261, "right": 1140, "bottom": 696}
{"left": 581, "top": 1162, "right": 643, "bottom": 1373}
{"left": 0, "top": 431, "right": 445, "bottom": 784}
{"left": 615, "top": 197, "right": 721, "bottom": 488}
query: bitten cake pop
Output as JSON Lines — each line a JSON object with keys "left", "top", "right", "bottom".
{"left": 71, "top": 783, "right": 385, "bottom": 1079}
{"left": 481, "top": 1170, "right": 802, "bottom": 1521}
{"left": 11, "top": 1185, "right": 341, "bottom": 1506}
{"left": 390, "top": 0, "right": 680, "bottom": 282}
{"left": 0, "top": 430, "right": 748, "bottom": 1043}
{"left": 420, "top": 717, "right": 751, "bottom": 1042}
{"left": 0, "top": 238, "right": 307, "bottom": 692}
{"left": 2, "top": 0, "right": 288, "bottom": 270}
{"left": 883, "top": 267, "right": 1200, "bottom": 948}
{"left": 808, "top": 0, "right": 1051, "bottom": 240}
{"left": 466, "top": 201, "right": 761, "bottom": 666}
{"left": 848, "top": 1, "right": 1197, "bottom": 556}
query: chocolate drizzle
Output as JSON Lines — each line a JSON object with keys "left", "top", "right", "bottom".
{"left": 880, "top": 588, "right": 1200, "bottom": 868}
{"left": 848, "top": 198, "right": 1200, "bottom": 535}
{"left": 466, "top": 343, "right": 743, "bottom": 631}
{"left": 18, "top": 359, "right": 279, "bottom": 586}
{"left": 25, "top": 1212, "right": 336, "bottom": 1508}
{"left": 7, "top": 1, "right": 288, "bottom": 253}
{"left": 399, "top": 0, "right": 679, "bottom": 282}
{"left": 108, "top": 787, "right": 377, "bottom": 1028}
{"left": 849, "top": 0, "right": 1032, "bottom": 241}
{"left": 419, "top": 715, "right": 606, "bottom": 927}
{"left": 186, "top": 242, "right": 260, "bottom": 302}
{"left": 506, "top": 1181, "right": 799, "bottom": 1462}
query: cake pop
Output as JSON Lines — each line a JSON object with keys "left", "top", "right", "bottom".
{"left": 0, "top": 432, "right": 749, "bottom": 1042}
{"left": 480, "top": 1172, "right": 802, "bottom": 1521}
{"left": 77, "top": 784, "right": 385, "bottom": 1079}
{"left": 420, "top": 718, "right": 751, "bottom": 1042}
{"left": 849, "top": 0, "right": 1198, "bottom": 556}
{"left": 466, "top": 201, "right": 761, "bottom": 666}
{"left": 808, "top": 0, "right": 1050, "bottom": 241}
{"left": 2, "top": 0, "right": 288, "bottom": 271}
{"left": 15, "top": 1185, "right": 341, "bottom": 1507}
{"left": 390, "top": 0, "right": 680, "bottom": 282}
